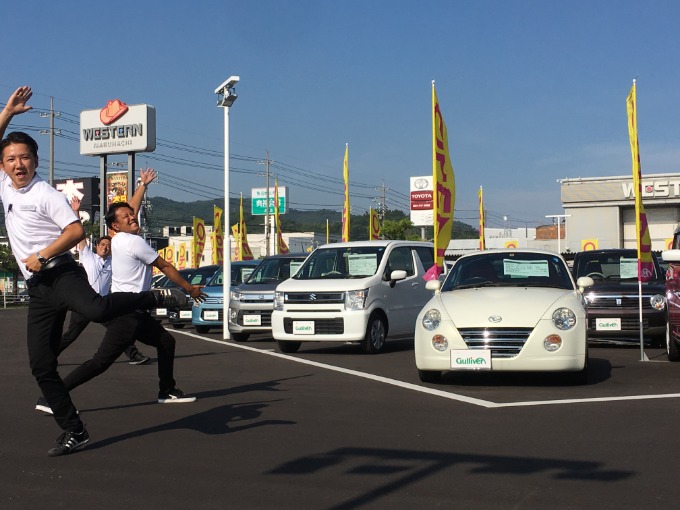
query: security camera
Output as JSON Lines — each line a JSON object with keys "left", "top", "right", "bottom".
{"left": 215, "top": 76, "right": 240, "bottom": 94}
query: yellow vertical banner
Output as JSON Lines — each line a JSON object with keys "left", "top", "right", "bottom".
{"left": 192, "top": 217, "right": 206, "bottom": 268}
{"left": 231, "top": 224, "right": 241, "bottom": 261}
{"left": 626, "top": 80, "right": 654, "bottom": 282}
{"left": 341, "top": 143, "right": 350, "bottom": 242}
{"left": 275, "top": 178, "right": 289, "bottom": 254}
{"left": 239, "top": 194, "right": 254, "bottom": 260}
{"left": 369, "top": 208, "right": 381, "bottom": 240}
{"left": 153, "top": 247, "right": 166, "bottom": 276}
{"left": 178, "top": 243, "right": 187, "bottom": 270}
{"left": 425, "top": 81, "right": 456, "bottom": 280}
{"left": 213, "top": 205, "right": 224, "bottom": 265}
{"left": 164, "top": 245, "right": 175, "bottom": 268}
{"left": 478, "top": 186, "right": 485, "bottom": 250}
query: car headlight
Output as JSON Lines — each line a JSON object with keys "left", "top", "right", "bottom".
{"left": 650, "top": 294, "right": 666, "bottom": 311}
{"left": 230, "top": 290, "right": 243, "bottom": 302}
{"left": 345, "top": 289, "right": 368, "bottom": 311}
{"left": 422, "top": 309, "right": 441, "bottom": 331}
{"left": 274, "top": 291, "right": 284, "bottom": 311}
{"left": 552, "top": 307, "right": 576, "bottom": 330}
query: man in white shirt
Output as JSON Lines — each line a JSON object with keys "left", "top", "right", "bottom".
{"left": 60, "top": 169, "right": 206, "bottom": 405}
{"left": 0, "top": 86, "right": 185, "bottom": 457}
{"left": 57, "top": 198, "right": 150, "bottom": 365}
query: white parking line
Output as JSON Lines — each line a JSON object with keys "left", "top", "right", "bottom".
{"left": 175, "top": 330, "right": 680, "bottom": 408}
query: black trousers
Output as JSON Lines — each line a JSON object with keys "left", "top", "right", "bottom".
{"left": 60, "top": 310, "right": 142, "bottom": 360}
{"left": 27, "top": 262, "right": 156, "bottom": 433}
{"left": 62, "top": 311, "right": 177, "bottom": 396}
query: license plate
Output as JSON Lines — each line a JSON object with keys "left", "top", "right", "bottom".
{"left": 293, "top": 320, "right": 315, "bottom": 335}
{"left": 450, "top": 349, "right": 491, "bottom": 370}
{"left": 204, "top": 310, "right": 219, "bottom": 321}
{"left": 596, "top": 318, "right": 621, "bottom": 331}
{"left": 179, "top": 310, "right": 192, "bottom": 319}
{"left": 155, "top": 308, "right": 167, "bottom": 316}
{"left": 243, "top": 314, "right": 261, "bottom": 326}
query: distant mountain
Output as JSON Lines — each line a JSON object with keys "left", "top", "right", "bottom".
{"left": 144, "top": 196, "right": 478, "bottom": 240}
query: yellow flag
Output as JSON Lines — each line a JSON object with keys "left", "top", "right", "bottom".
{"left": 231, "top": 224, "right": 240, "bottom": 261}
{"left": 425, "top": 82, "right": 456, "bottom": 281}
{"left": 626, "top": 80, "right": 654, "bottom": 282}
{"left": 341, "top": 143, "right": 350, "bottom": 242}
{"left": 239, "top": 195, "right": 254, "bottom": 260}
{"left": 192, "top": 217, "right": 206, "bottom": 267}
{"left": 369, "top": 208, "right": 381, "bottom": 240}
{"left": 274, "top": 178, "right": 289, "bottom": 254}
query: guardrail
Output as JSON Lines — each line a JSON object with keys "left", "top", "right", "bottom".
{"left": 1, "top": 294, "right": 29, "bottom": 308}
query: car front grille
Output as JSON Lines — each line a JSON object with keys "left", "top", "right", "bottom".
{"left": 587, "top": 295, "right": 656, "bottom": 310}
{"left": 204, "top": 297, "right": 223, "bottom": 305}
{"left": 237, "top": 310, "right": 272, "bottom": 327}
{"left": 283, "top": 318, "right": 344, "bottom": 334}
{"left": 458, "top": 328, "right": 533, "bottom": 359}
{"left": 284, "top": 292, "right": 344, "bottom": 304}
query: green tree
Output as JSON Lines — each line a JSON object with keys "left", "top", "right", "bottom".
{"left": 381, "top": 218, "right": 420, "bottom": 240}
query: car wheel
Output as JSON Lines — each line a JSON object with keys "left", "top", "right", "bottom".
{"left": 362, "top": 314, "right": 386, "bottom": 354}
{"left": 667, "top": 321, "right": 680, "bottom": 362}
{"left": 172, "top": 323, "right": 185, "bottom": 329}
{"left": 418, "top": 369, "right": 442, "bottom": 383}
{"left": 277, "top": 340, "right": 301, "bottom": 353}
{"left": 195, "top": 325, "right": 210, "bottom": 334}
{"left": 231, "top": 332, "right": 250, "bottom": 342}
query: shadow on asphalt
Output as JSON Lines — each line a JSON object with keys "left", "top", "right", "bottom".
{"left": 268, "top": 446, "right": 634, "bottom": 510}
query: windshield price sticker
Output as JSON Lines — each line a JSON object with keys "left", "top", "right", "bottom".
{"left": 243, "top": 314, "right": 261, "bottom": 326}
{"left": 620, "top": 258, "right": 638, "bottom": 279}
{"left": 503, "top": 259, "right": 549, "bottom": 277}
{"left": 596, "top": 318, "right": 621, "bottom": 331}
{"left": 347, "top": 254, "right": 378, "bottom": 276}
{"left": 450, "top": 349, "right": 492, "bottom": 370}
{"left": 293, "top": 320, "right": 315, "bottom": 335}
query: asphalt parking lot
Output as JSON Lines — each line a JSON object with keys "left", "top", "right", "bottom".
{"left": 4, "top": 307, "right": 680, "bottom": 510}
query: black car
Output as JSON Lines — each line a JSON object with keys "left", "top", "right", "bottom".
{"left": 150, "top": 268, "right": 196, "bottom": 323}
{"left": 168, "top": 264, "right": 220, "bottom": 329}
{"left": 572, "top": 249, "right": 666, "bottom": 345}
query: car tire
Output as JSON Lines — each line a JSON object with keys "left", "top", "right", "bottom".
{"left": 418, "top": 369, "right": 442, "bottom": 383}
{"left": 362, "top": 314, "right": 386, "bottom": 354}
{"left": 667, "top": 321, "right": 680, "bottom": 362}
{"left": 195, "top": 325, "right": 210, "bottom": 334}
{"left": 277, "top": 340, "right": 301, "bottom": 353}
{"left": 231, "top": 332, "right": 250, "bottom": 342}
{"left": 171, "top": 324, "right": 185, "bottom": 329}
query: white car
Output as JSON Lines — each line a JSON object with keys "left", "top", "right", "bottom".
{"left": 415, "top": 249, "right": 594, "bottom": 384}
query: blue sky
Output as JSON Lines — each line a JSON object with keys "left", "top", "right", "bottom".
{"left": 3, "top": 0, "right": 680, "bottom": 230}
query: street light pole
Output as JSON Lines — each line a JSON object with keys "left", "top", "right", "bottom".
{"left": 215, "top": 75, "right": 239, "bottom": 341}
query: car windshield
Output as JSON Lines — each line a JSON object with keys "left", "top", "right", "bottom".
{"left": 442, "top": 252, "right": 574, "bottom": 291}
{"left": 245, "top": 257, "right": 307, "bottom": 284}
{"left": 293, "top": 246, "right": 386, "bottom": 280}
{"left": 574, "top": 251, "right": 661, "bottom": 281}
{"left": 206, "top": 264, "right": 257, "bottom": 287}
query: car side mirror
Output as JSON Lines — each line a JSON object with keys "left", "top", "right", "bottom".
{"left": 662, "top": 249, "right": 680, "bottom": 262}
{"left": 425, "top": 279, "right": 441, "bottom": 292}
{"left": 576, "top": 276, "right": 594, "bottom": 292}
{"left": 390, "top": 270, "right": 407, "bottom": 282}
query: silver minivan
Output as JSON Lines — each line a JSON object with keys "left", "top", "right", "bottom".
{"left": 228, "top": 253, "right": 308, "bottom": 341}
{"left": 272, "top": 240, "right": 434, "bottom": 354}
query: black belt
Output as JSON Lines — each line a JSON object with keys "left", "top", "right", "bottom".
{"left": 26, "top": 253, "right": 77, "bottom": 288}
{"left": 42, "top": 253, "right": 75, "bottom": 271}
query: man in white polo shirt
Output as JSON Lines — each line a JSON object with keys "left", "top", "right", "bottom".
{"left": 60, "top": 171, "right": 207, "bottom": 404}
{"left": 0, "top": 86, "right": 185, "bottom": 457}
{"left": 58, "top": 197, "right": 150, "bottom": 364}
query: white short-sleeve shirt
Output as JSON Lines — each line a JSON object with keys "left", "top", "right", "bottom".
{"left": 0, "top": 173, "right": 79, "bottom": 280}
{"left": 110, "top": 232, "right": 159, "bottom": 293}
{"left": 78, "top": 242, "right": 112, "bottom": 296}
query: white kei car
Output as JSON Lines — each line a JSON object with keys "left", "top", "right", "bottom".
{"left": 415, "top": 249, "right": 594, "bottom": 384}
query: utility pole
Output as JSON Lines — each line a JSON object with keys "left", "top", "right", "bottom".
{"left": 373, "top": 180, "right": 387, "bottom": 239}
{"left": 39, "top": 96, "right": 61, "bottom": 186}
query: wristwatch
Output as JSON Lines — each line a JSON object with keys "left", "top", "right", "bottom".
{"left": 37, "top": 252, "right": 48, "bottom": 266}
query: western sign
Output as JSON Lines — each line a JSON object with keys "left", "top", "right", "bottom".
{"left": 80, "top": 101, "right": 156, "bottom": 155}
